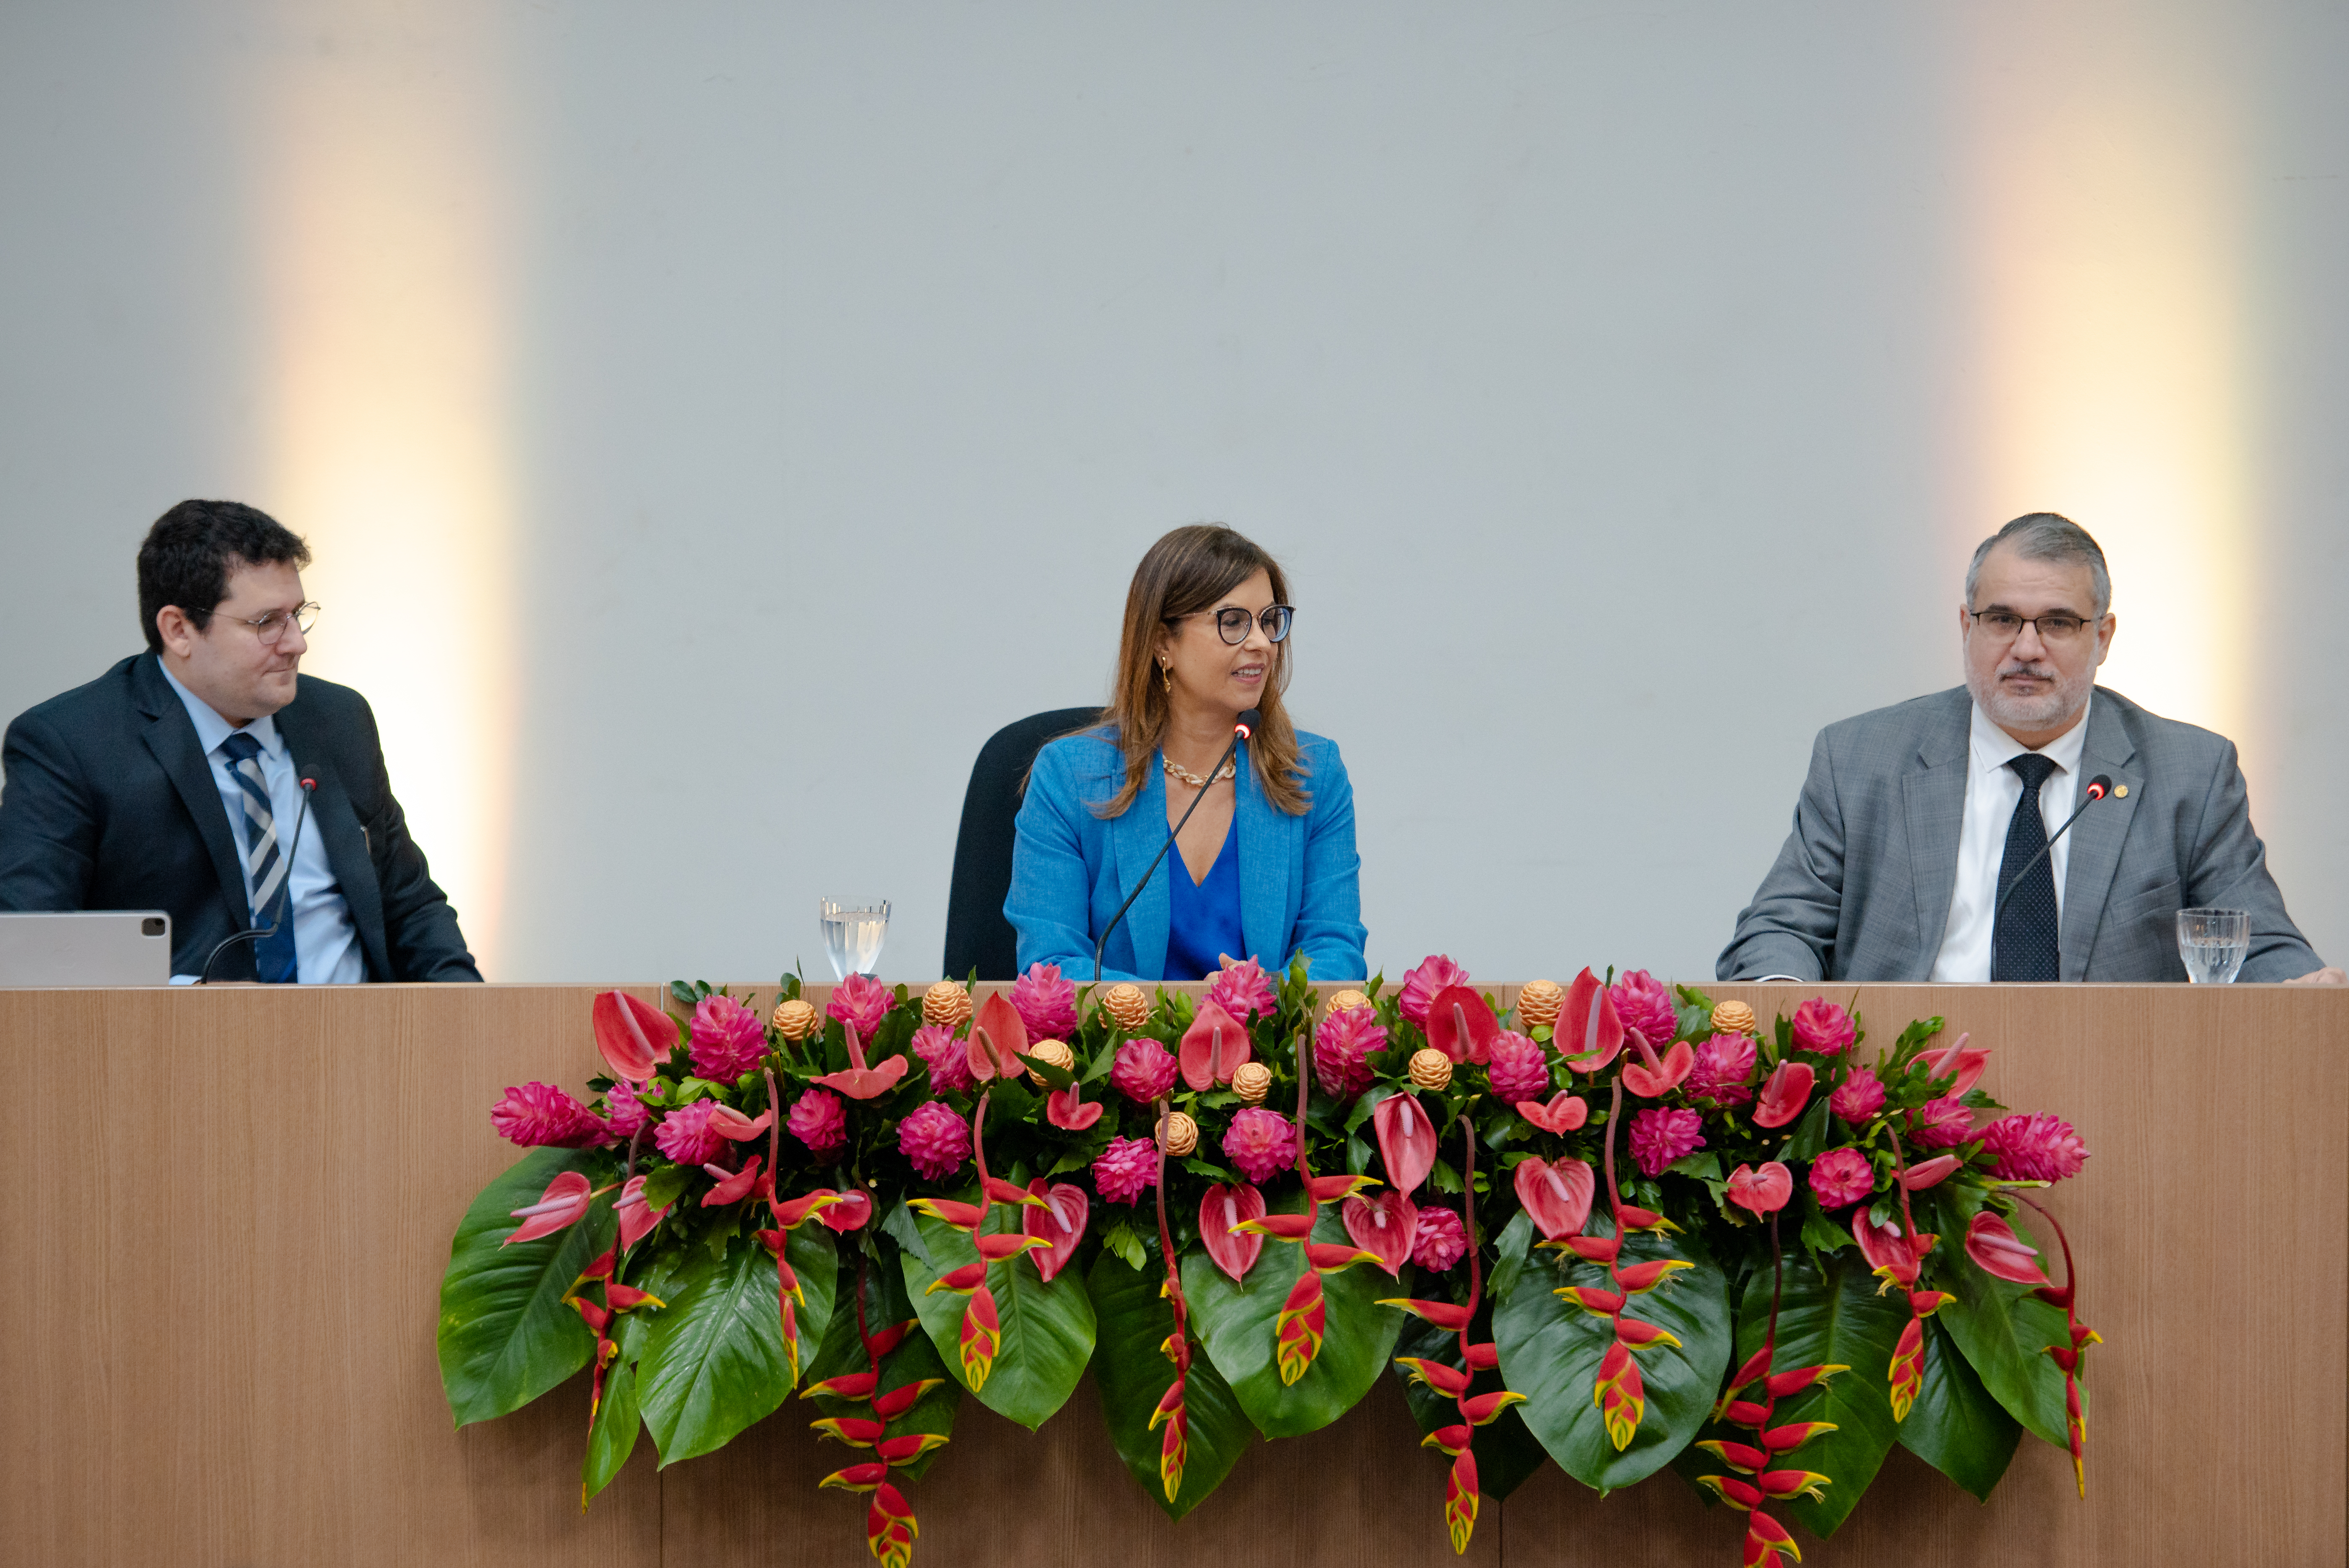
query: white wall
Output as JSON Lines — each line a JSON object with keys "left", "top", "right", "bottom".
{"left": 3, "top": 2, "right": 2342, "bottom": 984}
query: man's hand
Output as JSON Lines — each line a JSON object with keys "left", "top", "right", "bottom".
{"left": 2285, "top": 966, "right": 2347, "bottom": 985}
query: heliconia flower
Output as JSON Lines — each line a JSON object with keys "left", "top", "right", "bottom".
{"left": 1558, "top": 968, "right": 1625, "bottom": 1071}
{"left": 1752, "top": 1062, "right": 1815, "bottom": 1129}
{"left": 1373, "top": 1091, "right": 1439, "bottom": 1195}
{"left": 1853, "top": 1208, "right": 1935, "bottom": 1286}
{"left": 653, "top": 1099, "right": 729, "bottom": 1166}
{"left": 1727, "top": 1161, "right": 1794, "bottom": 1215}
{"left": 1830, "top": 1064, "right": 1886, "bottom": 1123}
{"left": 1424, "top": 985, "right": 1500, "bottom": 1064}
{"left": 1918, "top": 1032, "right": 1991, "bottom": 1096}
{"left": 1615, "top": 1316, "right": 1682, "bottom": 1350}
{"left": 1764, "top": 1363, "right": 1846, "bottom": 1399}
{"left": 688, "top": 994, "right": 768, "bottom": 1082}
{"left": 1411, "top": 1205, "right": 1469, "bottom": 1270}
{"left": 1008, "top": 961, "right": 1080, "bottom": 1040}
{"left": 965, "top": 992, "right": 1029, "bottom": 1082}
{"left": 1965, "top": 1210, "right": 2052, "bottom": 1285}
{"left": 801, "top": 1370, "right": 878, "bottom": 1401}
{"left": 612, "top": 1174, "right": 670, "bottom": 1251}
{"left": 1423, "top": 1422, "right": 1473, "bottom": 1455}
{"left": 1199, "top": 1184, "right": 1267, "bottom": 1282}
{"left": 827, "top": 973, "right": 896, "bottom": 1042}
{"left": 786, "top": 1088, "right": 848, "bottom": 1159}
{"left": 1274, "top": 1272, "right": 1328, "bottom": 1385}
{"left": 1791, "top": 997, "right": 1857, "bottom": 1055}
{"left": 812, "top": 1412, "right": 884, "bottom": 1446}
{"left": 869, "top": 1376, "right": 942, "bottom": 1420}
{"left": 1221, "top": 1107, "right": 1296, "bottom": 1184}
{"left": 1303, "top": 1241, "right": 1382, "bottom": 1273}
{"left": 869, "top": 1482, "right": 917, "bottom": 1568}
{"left": 958, "top": 1282, "right": 1001, "bottom": 1389}
{"left": 1908, "top": 1095, "right": 1975, "bottom": 1149}
{"left": 1807, "top": 1147, "right": 1875, "bottom": 1208}
{"left": 1628, "top": 1107, "right": 1706, "bottom": 1177}
{"left": 592, "top": 989, "right": 669, "bottom": 1084}
{"left": 706, "top": 1104, "right": 773, "bottom": 1142}
{"left": 504, "top": 1171, "right": 595, "bottom": 1246}
{"left": 1593, "top": 1340, "right": 1645, "bottom": 1450}
{"left": 1397, "top": 954, "right": 1469, "bottom": 1028}
{"left": 1341, "top": 1189, "right": 1420, "bottom": 1276}
{"left": 1091, "top": 1136, "right": 1160, "bottom": 1205}
{"left": 772, "top": 1189, "right": 848, "bottom": 1229}
{"left": 1313, "top": 1005, "right": 1387, "bottom": 1098}
{"left": 1046, "top": 1086, "right": 1103, "bottom": 1130}
{"left": 602, "top": 1079, "right": 649, "bottom": 1139}
{"left": 1899, "top": 1154, "right": 1960, "bottom": 1190}
{"left": 1233, "top": 1212, "right": 1316, "bottom": 1241}
{"left": 1687, "top": 1032, "right": 1758, "bottom": 1108}
{"left": 490, "top": 1081, "right": 609, "bottom": 1148}
{"left": 1382, "top": 1296, "right": 1473, "bottom": 1330}
{"left": 1110, "top": 1038, "right": 1180, "bottom": 1104}
{"left": 1180, "top": 999, "right": 1254, "bottom": 1090}
{"left": 897, "top": 1100, "right": 971, "bottom": 1180}
{"left": 1616, "top": 1259, "right": 1695, "bottom": 1293}
{"left": 1480, "top": 1030, "right": 1550, "bottom": 1102}
{"left": 1444, "top": 1450, "right": 1479, "bottom": 1554}
{"left": 1978, "top": 1112, "right": 2091, "bottom": 1183}
{"left": 1607, "top": 970, "right": 1679, "bottom": 1057}
{"left": 1023, "top": 1179, "right": 1089, "bottom": 1282}
{"left": 1516, "top": 1091, "right": 1588, "bottom": 1134}
{"left": 1513, "top": 1155, "right": 1595, "bottom": 1240}
{"left": 924, "top": 1262, "right": 987, "bottom": 1295}
{"left": 1699, "top": 1472, "right": 1763, "bottom": 1510}
{"left": 701, "top": 1154, "right": 764, "bottom": 1206}
{"left": 818, "top": 1189, "right": 873, "bottom": 1233}
{"left": 911, "top": 1023, "right": 975, "bottom": 1092}
{"left": 1205, "top": 955, "right": 1279, "bottom": 1022}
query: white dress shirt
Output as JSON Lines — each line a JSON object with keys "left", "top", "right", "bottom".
{"left": 161, "top": 662, "right": 367, "bottom": 984}
{"left": 1929, "top": 696, "right": 2092, "bottom": 982}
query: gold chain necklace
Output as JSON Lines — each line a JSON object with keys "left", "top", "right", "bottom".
{"left": 1163, "top": 755, "right": 1235, "bottom": 789}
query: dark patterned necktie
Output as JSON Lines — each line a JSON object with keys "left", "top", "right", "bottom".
{"left": 220, "top": 732, "right": 299, "bottom": 983}
{"left": 1992, "top": 752, "right": 2061, "bottom": 982}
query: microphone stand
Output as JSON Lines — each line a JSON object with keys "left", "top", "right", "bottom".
{"left": 1094, "top": 710, "right": 1258, "bottom": 984}
{"left": 1990, "top": 774, "right": 2112, "bottom": 927}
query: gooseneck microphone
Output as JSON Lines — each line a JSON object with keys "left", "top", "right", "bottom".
{"left": 1990, "top": 772, "right": 2113, "bottom": 927}
{"left": 1094, "top": 709, "right": 1260, "bottom": 984}
{"left": 199, "top": 772, "right": 318, "bottom": 984}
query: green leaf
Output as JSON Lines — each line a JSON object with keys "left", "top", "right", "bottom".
{"left": 1088, "top": 1249, "right": 1255, "bottom": 1518}
{"left": 1486, "top": 1210, "right": 1534, "bottom": 1305}
{"left": 1897, "top": 1315, "right": 2021, "bottom": 1499}
{"left": 438, "top": 1147, "right": 616, "bottom": 1427}
{"left": 637, "top": 1225, "right": 836, "bottom": 1464}
{"left": 1493, "top": 1220, "right": 1732, "bottom": 1493}
{"left": 1783, "top": 1097, "right": 1833, "bottom": 1161}
{"left": 1391, "top": 1311, "right": 1548, "bottom": 1500}
{"left": 1731, "top": 1248, "right": 1908, "bottom": 1536}
{"left": 581, "top": 1247, "right": 680, "bottom": 1506}
{"left": 1934, "top": 1234, "right": 2075, "bottom": 1450}
{"left": 639, "top": 1162, "right": 696, "bottom": 1215}
{"left": 901, "top": 1196, "right": 1097, "bottom": 1430}
{"left": 1181, "top": 1194, "right": 1408, "bottom": 1440}
{"left": 1102, "top": 1218, "right": 1147, "bottom": 1271}
{"left": 881, "top": 1198, "right": 934, "bottom": 1268}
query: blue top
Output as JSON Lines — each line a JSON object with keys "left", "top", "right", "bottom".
{"left": 1006, "top": 725, "right": 1368, "bottom": 984}
{"left": 1166, "top": 818, "right": 1244, "bottom": 981}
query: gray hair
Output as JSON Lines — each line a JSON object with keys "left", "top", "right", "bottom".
{"left": 1964, "top": 512, "right": 2111, "bottom": 616}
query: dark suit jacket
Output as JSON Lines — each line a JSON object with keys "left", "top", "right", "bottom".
{"left": 0, "top": 653, "right": 481, "bottom": 982}
{"left": 1718, "top": 685, "right": 2321, "bottom": 983}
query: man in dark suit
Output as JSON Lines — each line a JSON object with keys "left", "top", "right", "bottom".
{"left": 0, "top": 500, "right": 480, "bottom": 983}
{"left": 1720, "top": 512, "right": 2340, "bottom": 985}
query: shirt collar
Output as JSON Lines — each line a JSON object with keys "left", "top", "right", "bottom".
{"left": 158, "top": 658, "right": 284, "bottom": 761}
{"left": 1968, "top": 693, "right": 2091, "bottom": 779}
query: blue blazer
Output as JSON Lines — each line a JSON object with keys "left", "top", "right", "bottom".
{"left": 1007, "top": 727, "right": 1367, "bottom": 984}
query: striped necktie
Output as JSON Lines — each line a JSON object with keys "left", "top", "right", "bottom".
{"left": 219, "top": 731, "right": 299, "bottom": 983}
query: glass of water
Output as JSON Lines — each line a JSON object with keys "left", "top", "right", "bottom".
{"left": 2176, "top": 907, "right": 2250, "bottom": 984}
{"left": 820, "top": 898, "right": 889, "bottom": 980}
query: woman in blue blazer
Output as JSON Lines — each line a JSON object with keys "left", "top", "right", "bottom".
{"left": 1007, "top": 524, "right": 1367, "bottom": 985}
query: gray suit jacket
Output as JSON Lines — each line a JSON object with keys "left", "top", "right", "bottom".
{"left": 1718, "top": 685, "right": 2321, "bottom": 983}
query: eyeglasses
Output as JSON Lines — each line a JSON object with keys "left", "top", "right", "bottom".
{"left": 1967, "top": 608, "right": 2091, "bottom": 644}
{"left": 1170, "top": 605, "right": 1295, "bottom": 646}
{"left": 196, "top": 602, "right": 321, "bottom": 645}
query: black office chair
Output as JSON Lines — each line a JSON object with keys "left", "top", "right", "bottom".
{"left": 942, "top": 707, "right": 1104, "bottom": 980}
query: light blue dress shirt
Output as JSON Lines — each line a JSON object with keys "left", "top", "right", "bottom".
{"left": 161, "top": 662, "right": 366, "bottom": 984}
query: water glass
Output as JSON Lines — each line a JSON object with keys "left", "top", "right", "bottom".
{"left": 2176, "top": 907, "right": 2249, "bottom": 984}
{"left": 820, "top": 898, "right": 889, "bottom": 980}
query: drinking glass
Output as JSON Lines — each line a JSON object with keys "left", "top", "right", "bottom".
{"left": 2176, "top": 907, "right": 2249, "bottom": 984}
{"left": 820, "top": 898, "right": 889, "bottom": 980}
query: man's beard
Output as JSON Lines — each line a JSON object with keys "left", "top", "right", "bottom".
{"left": 1969, "top": 657, "right": 2091, "bottom": 735}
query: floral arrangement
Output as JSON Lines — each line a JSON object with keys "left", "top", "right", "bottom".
{"left": 439, "top": 958, "right": 2097, "bottom": 1567}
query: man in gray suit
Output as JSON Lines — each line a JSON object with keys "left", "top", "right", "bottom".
{"left": 1719, "top": 513, "right": 2341, "bottom": 984}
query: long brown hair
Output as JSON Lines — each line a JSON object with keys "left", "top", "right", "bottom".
{"left": 1093, "top": 524, "right": 1310, "bottom": 818}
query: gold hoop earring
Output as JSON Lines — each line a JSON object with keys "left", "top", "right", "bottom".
{"left": 1160, "top": 662, "right": 1172, "bottom": 697}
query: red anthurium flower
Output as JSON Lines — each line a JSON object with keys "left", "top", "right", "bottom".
{"left": 1514, "top": 1155, "right": 1596, "bottom": 1241}
{"left": 1752, "top": 1063, "right": 1815, "bottom": 1129}
{"left": 504, "top": 1171, "right": 595, "bottom": 1246}
{"left": 869, "top": 1377, "right": 944, "bottom": 1420}
{"left": 701, "top": 1155, "right": 764, "bottom": 1206}
{"left": 1559, "top": 968, "right": 1625, "bottom": 1071}
{"left": 1022, "top": 1180, "right": 1089, "bottom": 1282}
{"left": 1423, "top": 986, "right": 1500, "bottom": 1064}
{"left": 1899, "top": 1154, "right": 1961, "bottom": 1191}
{"left": 706, "top": 1105, "right": 774, "bottom": 1141}
{"left": 1852, "top": 1207, "right": 1935, "bottom": 1286}
{"left": 1373, "top": 1091, "right": 1439, "bottom": 1196}
{"left": 592, "top": 989, "right": 668, "bottom": 1083}
{"left": 1727, "top": 1161, "right": 1794, "bottom": 1216}
{"left": 613, "top": 1174, "right": 670, "bottom": 1251}
{"left": 818, "top": 1189, "right": 873, "bottom": 1233}
{"left": 1342, "top": 1189, "right": 1420, "bottom": 1277}
{"left": 1517, "top": 1092, "right": 1588, "bottom": 1134}
{"left": 1045, "top": 1087, "right": 1103, "bottom": 1130}
{"left": 1918, "top": 1031, "right": 1991, "bottom": 1096}
{"left": 1965, "top": 1210, "right": 2052, "bottom": 1285}
{"left": 1621, "top": 1036, "right": 1696, "bottom": 1098}
{"left": 1199, "top": 1183, "right": 1267, "bottom": 1282}
{"left": 965, "top": 992, "right": 1028, "bottom": 1082}
{"left": 1178, "top": 999, "right": 1253, "bottom": 1090}
{"left": 813, "top": 1022, "right": 911, "bottom": 1101}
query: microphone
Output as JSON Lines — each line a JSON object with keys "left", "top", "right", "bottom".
{"left": 199, "top": 771, "right": 319, "bottom": 984}
{"left": 1990, "top": 773, "right": 2113, "bottom": 927}
{"left": 1094, "top": 708, "right": 1260, "bottom": 984}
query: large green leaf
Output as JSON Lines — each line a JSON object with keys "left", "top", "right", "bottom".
{"left": 581, "top": 1249, "right": 685, "bottom": 1505}
{"left": 807, "top": 1252, "right": 965, "bottom": 1483}
{"left": 1935, "top": 1232, "right": 2075, "bottom": 1451}
{"left": 438, "top": 1147, "right": 616, "bottom": 1427}
{"left": 1180, "top": 1193, "right": 1408, "bottom": 1440}
{"left": 1391, "top": 1311, "right": 1548, "bottom": 1500}
{"left": 638, "top": 1225, "right": 837, "bottom": 1464}
{"left": 1897, "top": 1315, "right": 2021, "bottom": 1500}
{"left": 901, "top": 1195, "right": 1096, "bottom": 1430}
{"left": 1089, "top": 1247, "right": 1256, "bottom": 1518}
{"left": 1493, "top": 1221, "right": 1732, "bottom": 1493}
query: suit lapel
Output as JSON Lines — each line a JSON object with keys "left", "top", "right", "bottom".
{"left": 1234, "top": 748, "right": 1287, "bottom": 968}
{"left": 1111, "top": 762, "right": 1172, "bottom": 979}
{"left": 1900, "top": 693, "right": 1972, "bottom": 976}
{"left": 274, "top": 704, "right": 392, "bottom": 981}
{"left": 132, "top": 656, "right": 250, "bottom": 927}
{"left": 2058, "top": 697, "right": 2143, "bottom": 981}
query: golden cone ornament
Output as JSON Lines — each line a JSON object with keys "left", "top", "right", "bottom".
{"left": 1027, "top": 1040, "right": 1076, "bottom": 1086}
{"left": 1516, "top": 979, "right": 1565, "bottom": 1032}
{"left": 1408, "top": 1048, "right": 1454, "bottom": 1092}
{"left": 1101, "top": 981, "right": 1151, "bottom": 1031}
{"left": 922, "top": 980, "right": 973, "bottom": 1031}
{"left": 772, "top": 999, "right": 820, "bottom": 1041}
{"left": 1325, "top": 988, "right": 1370, "bottom": 1018}
{"left": 1158, "top": 1110, "right": 1199, "bottom": 1157}
{"left": 1710, "top": 999, "right": 1758, "bottom": 1038}
{"left": 1229, "top": 1062, "right": 1272, "bottom": 1105}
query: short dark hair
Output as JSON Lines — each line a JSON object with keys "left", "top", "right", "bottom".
{"left": 136, "top": 500, "right": 312, "bottom": 653}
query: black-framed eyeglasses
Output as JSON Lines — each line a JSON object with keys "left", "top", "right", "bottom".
{"left": 1170, "top": 605, "right": 1294, "bottom": 645}
{"left": 194, "top": 602, "right": 321, "bottom": 645}
{"left": 1966, "top": 607, "right": 2091, "bottom": 644}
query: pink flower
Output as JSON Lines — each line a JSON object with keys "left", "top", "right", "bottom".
{"left": 1687, "top": 1033, "right": 1757, "bottom": 1108}
{"left": 1411, "top": 1206, "right": 1469, "bottom": 1271}
{"left": 490, "top": 1081, "right": 608, "bottom": 1148}
{"left": 1397, "top": 954, "right": 1469, "bottom": 1028}
{"left": 1753, "top": 1061, "right": 1816, "bottom": 1129}
{"left": 896, "top": 1101, "right": 970, "bottom": 1181}
{"left": 1808, "top": 1147, "right": 1874, "bottom": 1208}
{"left": 602, "top": 1079, "right": 649, "bottom": 1140}
{"left": 1726, "top": 1160, "right": 1794, "bottom": 1215}
{"left": 1608, "top": 970, "right": 1679, "bottom": 1053}
{"left": 1109, "top": 1038, "right": 1179, "bottom": 1104}
{"left": 1484, "top": 1031, "right": 1552, "bottom": 1104}
{"left": 688, "top": 995, "right": 768, "bottom": 1082}
{"left": 1627, "top": 1107, "right": 1706, "bottom": 1177}
{"left": 1010, "top": 962, "right": 1079, "bottom": 1041}
{"left": 1978, "top": 1112, "right": 2091, "bottom": 1183}
{"left": 1221, "top": 1108, "right": 1297, "bottom": 1185}
{"left": 652, "top": 1099, "right": 728, "bottom": 1167}
{"left": 1908, "top": 1095, "right": 1975, "bottom": 1149}
{"left": 1206, "top": 957, "right": 1279, "bottom": 1022}
{"left": 787, "top": 1087, "right": 848, "bottom": 1159}
{"left": 911, "top": 1023, "right": 974, "bottom": 1092}
{"left": 1830, "top": 1064, "right": 1886, "bottom": 1124}
{"left": 827, "top": 974, "right": 895, "bottom": 1043}
{"left": 1791, "top": 997, "right": 1856, "bottom": 1056}
{"left": 1092, "top": 1136, "right": 1160, "bottom": 1205}
{"left": 1314, "top": 1005, "right": 1387, "bottom": 1098}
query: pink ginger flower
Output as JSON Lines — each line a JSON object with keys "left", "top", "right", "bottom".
{"left": 1808, "top": 1147, "right": 1874, "bottom": 1208}
{"left": 1687, "top": 1033, "right": 1758, "bottom": 1107}
{"left": 911, "top": 1023, "right": 975, "bottom": 1092}
{"left": 1397, "top": 955, "right": 1469, "bottom": 1028}
{"left": 1609, "top": 969, "right": 1679, "bottom": 1051}
{"left": 689, "top": 995, "right": 768, "bottom": 1082}
{"left": 1484, "top": 1031, "right": 1552, "bottom": 1103}
{"left": 787, "top": 1087, "right": 848, "bottom": 1159}
{"left": 896, "top": 1101, "right": 971, "bottom": 1181}
{"left": 827, "top": 973, "right": 896, "bottom": 1042}
{"left": 1206, "top": 958, "right": 1279, "bottom": 1022}
{"left": 602, "top": 1079, "right": 649, "bottom": 1140}
{"left": 491, "top": 1081, "right": 608, "bottom": 1148}
{"left": 1411, "top": 1206, "right": 1469, "bottom": 1271}
{"left": 1110, "top": 1038, "right": 1179, "bottom": 1105}
{"left": 1010, "top": 962, "right": 1079, "bottom": 1041}
{"left": 1908, "top": 1095, "right": 1975, "bottom": 1149}
{"left": 1830, "top": 1064, "right": 1886, "bottom": 1124}
{"left": 1979, "top": 1112, "right": 2091, "bottom": 1183}
{"left": 652, "top": 1099, "right": 728, "bottom": 1167}
{"left": 1313, "top": 1006, "right": 1386, "bottom": 1098}
{"left": 1221, "top": 1108, "right": 1297, "bottom": 1185}
{"left": 1627, "top": 1106, "right": 1705, "bottom": 1177}
{"left": 1092, "top": 1136, "right": 1160, "bottom": 1205}
{"left": 1791, "top": 997, "right": 1857, "bottom": 1056}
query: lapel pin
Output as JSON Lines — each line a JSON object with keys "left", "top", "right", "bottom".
{"left": 2114, "top": 785, "right": 2128, "bottom": 798}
